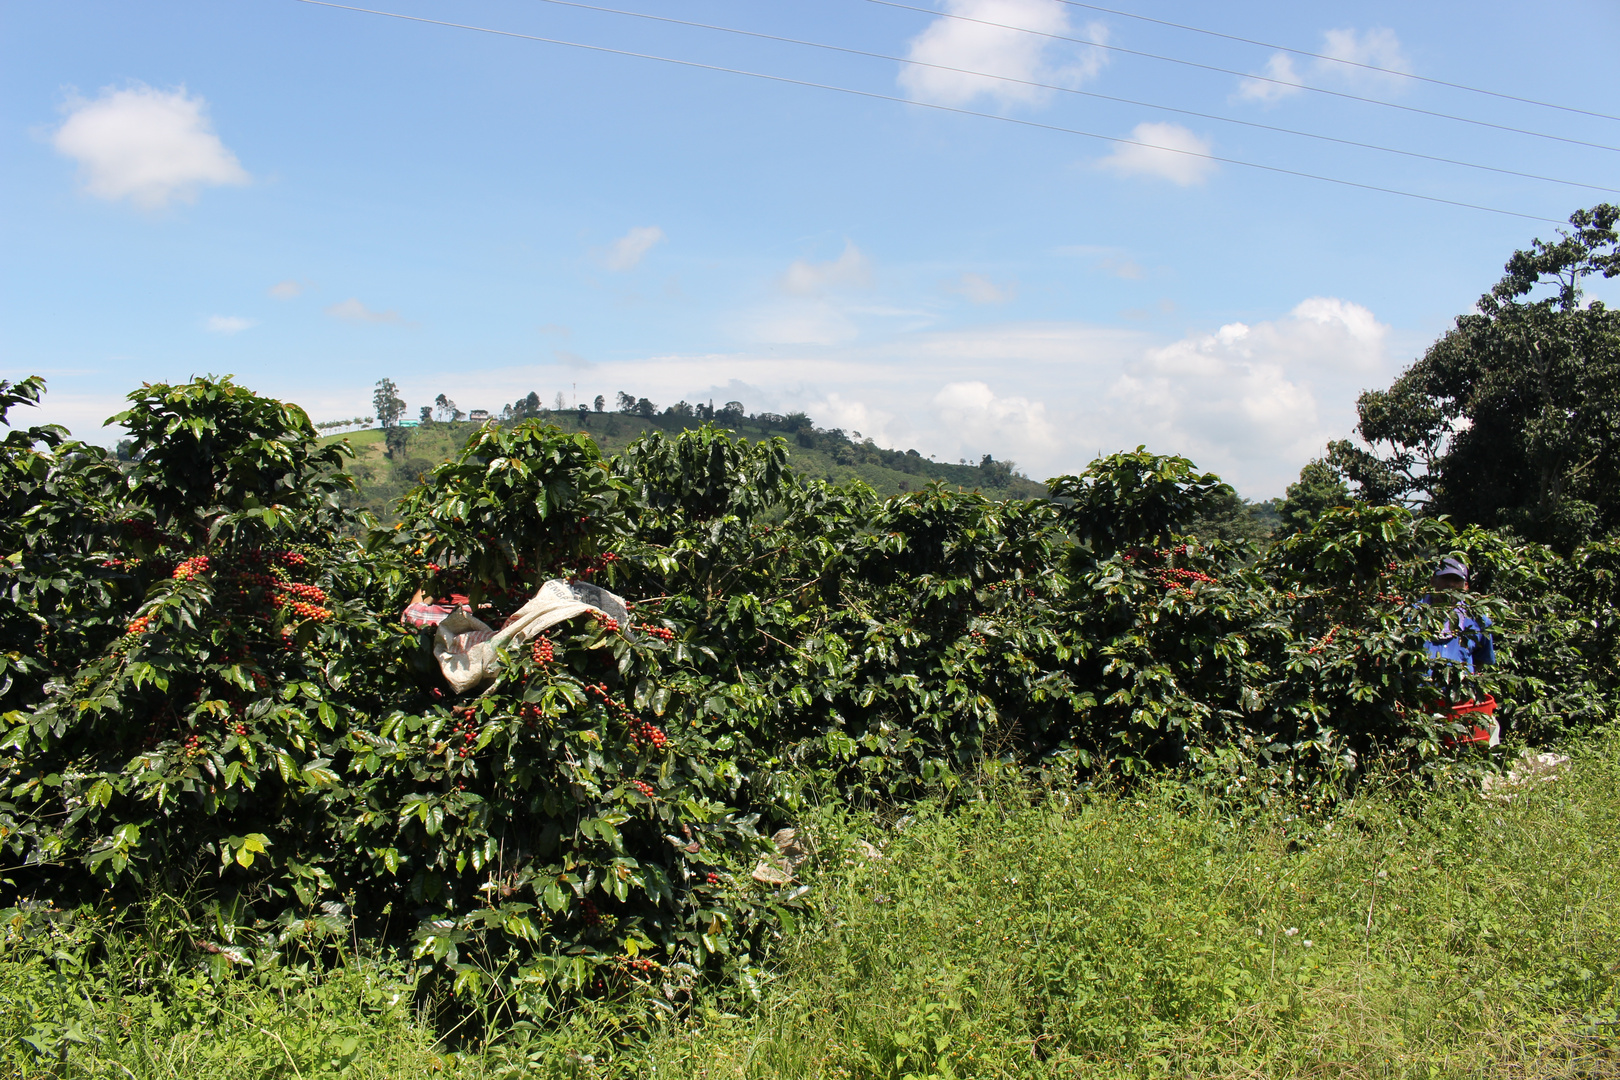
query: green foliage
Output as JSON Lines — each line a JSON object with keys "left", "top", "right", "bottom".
{"left": 1049, "top": 448, "right": 1230, "bottom": 556}
{"left": 1336, "top": 205, "right": 1620, "bottom": 547}
{"left": 5, "top": 373, "right": 1620, "bottom": 1061}
{"left": 1277, "top": 457, "right": 1351, "bottom": 534}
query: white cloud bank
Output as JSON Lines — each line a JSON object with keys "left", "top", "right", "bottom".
{"left": 1237, "top": 28, "right": 1412, "bottom": 103}
{"left": 1098, "top": 122, "right": 1217, "bottom": 186}
{"left": 1106, "top": 297, "right": 1390, "bottom": 489}
{"left": 52, "top": 85, "right": 248, "bottom": 208}
{"left": 601, "top": 226, "right": 665, "bottom": 271}
{"left": 899, "top": 0, "right": 1108, "bottom": 109}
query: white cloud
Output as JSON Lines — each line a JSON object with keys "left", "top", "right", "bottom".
{"left": 947, "top": 272, "right": 1016, "bottom": 304}
{"left": 1098, "top": 122, "right": 1217, "bottom": 186}
{"left": 1320, "top": 27, "right": 1411, "bottom": 89}
{"left": 932, "top": 381, "right": 1057, "bottom": 461}
{"left": 326, "top": 298, "right": 408, "bottom": 325}
{"left": 806, "top": 392, "right": 896, "bottom": 440}
{"left": 898, "top": 0, "right": 1108, "bottom": 109}
{"left": 601, "top": 226, "right": 665, "bottom": 271}
{"left": 1237, "top": 28, "right": 1411, "bottom": 104}
{"left": 1236, "top": 53, "right": 1305, "bottom": 104}
{"left": 781, "top": 241, "right": 873, "bottom": 295}
{"left": 52, "top": 84, "right": 248, "bottom": 209}
{"left": 1107, "top": 297, "right": 1391, "bottom": 490}
{"left": 269, "top": 280, "right": 305, "bottom": 299}
{"left": 205, "top": 315, "right": 257, "bottom": 335}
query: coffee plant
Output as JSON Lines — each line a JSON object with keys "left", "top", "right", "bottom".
{"left": 3, "top": 375, "right": 1617, "bottom": 1038}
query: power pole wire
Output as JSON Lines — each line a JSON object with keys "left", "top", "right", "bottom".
{"left": 286, "top": 0, "right": 1565, "bottom": 224}
{"left": 1046, "top": 0, "right": 1620, "bottom": 125}
{"left": 520, "top": 0, "right": 1618, "bottom": 196}
{"left": 864, "top": 0, "right": 1620, "bottom": 155}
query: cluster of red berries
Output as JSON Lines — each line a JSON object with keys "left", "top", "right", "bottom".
{"left": 181, "top": 733, "right": 205, "bottom": 760}
{"left": 591, "top": 612, "right": 621, "bottom": 633}
{"left": 172, "top": 556, "right": 212, "bottom": 581}
{"left": 274, "top": 579, "right": 332, "bottom": 622}
{"left": 705, "top": 871, "right": 721, "bottom": 886}
{"left": 563, "top": 550, "right": 620, "bottom": 581}
{"left": 635, "top": 624, "right": 676, "bottom": 642}
{"left": 1123, "top": 544, "right": 1194, "bottom": 565}
{"left": 580, "top": 899, "right": 604, "bottom": 928}
{"left": 1154, "top": 566, "right": 1218, "bottom": 593}
{"left": 629, "top": 779, "right": 655, "bottom": 798}
{"left": 627, "top": 718, "right": 668, "bottom": 752}
{"left": 617, "top": 956, "right": 659, "bottom": 975}
{"left": 1306, "top": 625, "right": 1339, "bottom": 655}
{"left": 445, "top": 709, "right": 481, "bottom": 751}
{"left": 531, "top": 636, "right": 554, "bottom": 664}
{"left": 274, "top": 581, "right": 326, "bottom": 603}
{"left": 285, "top": 600, "right": 332, "bottom": 622}
{"left": 1376, "top": 592, "right": 1407, "bottom": 605}
{"left": 967, "top": 630, "right": 987, "bottom": 647}
{"left": 126, "top": 616, "right": 151, "bottom": 635}
{"left": 584, "top": 685, "right": 669, "bottom": 750}
{"left": 251, "top": 671, "right": 269, "bottom": 690}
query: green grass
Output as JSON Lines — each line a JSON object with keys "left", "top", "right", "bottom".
{"left": 7, "top": 738, "right": 1619, "bottom": 1078}
{"left": 651, "top": 748, "right": 1620, "bottom": 1079}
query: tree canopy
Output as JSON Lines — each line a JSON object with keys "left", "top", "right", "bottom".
{"left": 1333, "top": 204, "right": 1620, "bottom": 548}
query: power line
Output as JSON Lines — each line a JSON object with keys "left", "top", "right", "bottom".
{"left": 521, "top": 0, "right": 1619, "bottom": 196}
{"left": 1047, "top": 0, "right": 1620, "bottom": 125}
{"left": 865, "top": 0, "right": 1620, "bottom": 155}
{"left": 285, "top": 0, "right": 1566, "bottom": 224}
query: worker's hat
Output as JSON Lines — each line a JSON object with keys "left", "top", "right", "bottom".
{"left": 1433, "top": 557, "right": 1469, "bottom": 581}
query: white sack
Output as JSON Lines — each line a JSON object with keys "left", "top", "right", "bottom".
{"left": 433, "top": 578, "right": 630, "bottom": 693}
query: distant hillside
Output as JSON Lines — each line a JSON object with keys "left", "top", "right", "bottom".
{"left": 326, "top": 408, "right": 1045, "bottom": 521}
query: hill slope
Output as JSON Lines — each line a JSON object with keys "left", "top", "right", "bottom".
{"left": 328, "top": 410, "right": 1046, "bottom": 520}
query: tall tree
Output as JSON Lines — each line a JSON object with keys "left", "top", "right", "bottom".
{"left": 371, "top": 378, "right": 405, "bottom": 428}
{"left": 1277, "top": 458, "right": 1351, "bottom": 534}
{"left": 1333, "top": 205, "right": 1620, "bottom": 547}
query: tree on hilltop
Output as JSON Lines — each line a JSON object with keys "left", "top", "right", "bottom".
{"left": 372, "top": 378, "right": 404, "bottom": 428}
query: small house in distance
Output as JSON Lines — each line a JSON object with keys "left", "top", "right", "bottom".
{"left": 467, "top": 409, "right": 491, "bottom": 422}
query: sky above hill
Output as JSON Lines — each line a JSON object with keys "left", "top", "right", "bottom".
{"left": 3, "top": 0, "right": 1618, "bottom": 496}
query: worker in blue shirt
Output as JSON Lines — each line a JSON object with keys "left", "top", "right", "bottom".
{"left": 1423, "top": 557, "right": 1498, "bottom": 745}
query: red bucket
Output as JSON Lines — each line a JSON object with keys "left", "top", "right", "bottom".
{"left": 1439, "top": 694, "right": 1497, "bottom": 747}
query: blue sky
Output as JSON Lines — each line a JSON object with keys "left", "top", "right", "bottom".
{"left": 3, "top": 0, "right": 1617, "bottom": 496}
